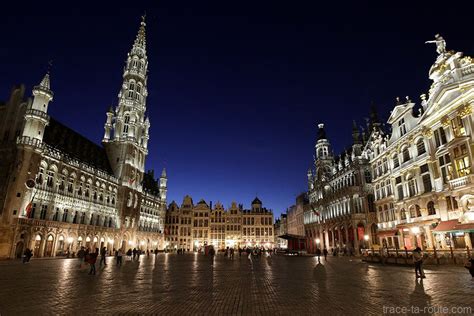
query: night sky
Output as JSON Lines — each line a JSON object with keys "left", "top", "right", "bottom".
{"left": 1, "top": 1, "right": 473, "bottom": 217}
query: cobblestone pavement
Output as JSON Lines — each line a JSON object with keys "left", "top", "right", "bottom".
{"left": 0, "top": 253, "right": 472, "bottom": 315}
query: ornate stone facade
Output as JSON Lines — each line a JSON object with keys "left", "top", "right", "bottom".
{"left": 365, "top": 38, "right": 474, "bottom": 251}
{"left": 305, "top": 121, "right": 376, "bottom": 255}
{"left": 164, "top": 197, "right": 274, "bottom": 251}
{"left": 0, "top": 17, "right": 167, "bottom": 259}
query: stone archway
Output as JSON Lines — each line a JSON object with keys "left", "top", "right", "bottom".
{"left": 44, "top": 235, "right": 54, "bottom": 257}
{"left": 15, "top": 241, "right": 24, "bottom": 259}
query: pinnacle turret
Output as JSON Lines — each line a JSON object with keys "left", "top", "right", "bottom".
{"left": 132, "top": 14, "right": 147, "bottom": 57}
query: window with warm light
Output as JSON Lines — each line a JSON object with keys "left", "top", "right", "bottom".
{"left": 451, "top": 116, "right": 466, "bottom": 137}
{"left": 453, "top": 144, "right": 471, "bottom": 177}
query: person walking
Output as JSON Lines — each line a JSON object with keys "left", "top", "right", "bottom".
{"left": 77, "top": 246, "right": 85, "bottom": 268}
{"left": 99, "top": 247, "right": 107, "bottom": 267}
{"left": 132, "top": 248, "right": 137, "bottom": 261}
{"left": 126, "top": 248, "right": 132, "bottom": 260}
{"left": 323, "top": 248, "right": 328, "bottom": 261}
{"left": 413, "top": 247, "right": 425, "bottom": 278}
{"left": 116, "top": 249, "right": 123, "bottom": 266}
{"left": 88, "top": 248, "right": 99, "bottom": 275}
{"left": 23, "top": 248, "right": 32, "bottom": 263}
{"left": 315, "top": 248, "right": 322, "bottom": 263}
{"left": 209, "top": 245, "right": 216, "bottom": 266}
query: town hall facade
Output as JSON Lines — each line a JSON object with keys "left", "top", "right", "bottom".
{"left": 0, "top": 17, "right": 167, "bottom": 259}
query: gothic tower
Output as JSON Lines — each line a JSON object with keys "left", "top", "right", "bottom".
{"left": 22, "top": 73, "right": 53, "bottom": 142}
{"left": 103, "top": 16, "right": 151, "bottom": 226}
{"left": 103, "top": 16, "right": 150, "bottom": 187}
{"left": 314, "top": 123, "right": 333, "bottom": 182}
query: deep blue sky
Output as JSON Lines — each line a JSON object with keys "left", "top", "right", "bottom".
{"left": 1, "top": 1, "right": 473, "bottom": 217}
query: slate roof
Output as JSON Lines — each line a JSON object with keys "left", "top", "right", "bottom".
{"left": 43, "top": 117, "right": 114, "bottom": 175}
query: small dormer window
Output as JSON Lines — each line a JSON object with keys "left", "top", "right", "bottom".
{"left": 398, "top": 118, "right": 406, "bottom": 136}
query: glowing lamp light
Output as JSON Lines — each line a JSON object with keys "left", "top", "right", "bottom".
{"left": 140, "top": 241, "right": 145, "bottom": 246}
{"left": 35, "top": 235, "right": 41, "bottom": 241}
{"left": 315, "top": 238, "right": 321, "bottom": 244}
{"left": 364, "top": 234, "right": 369, "bottom": 241}
{"left": 108, "top": 239, "right": 114, "bottom": 244}
{"left": 128, "top": 240, "right": 133, "bottom": 245}
{"left": 67, "top": 237, "right": 74, "bottom": 243}
{"left": 411, "top": 227, "right": 420, "bottom": 234}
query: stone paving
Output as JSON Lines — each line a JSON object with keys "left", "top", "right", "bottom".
{"left": 0, "top": 253, "right": 472, "bottom": 315}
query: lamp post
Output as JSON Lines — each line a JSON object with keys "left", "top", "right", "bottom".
{"left": 364, "top": 234, "right": 369, "bottom": 250}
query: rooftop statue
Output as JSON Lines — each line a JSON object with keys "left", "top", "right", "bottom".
{"left": 425, "top": 34, "right": 446, "bottom": 55}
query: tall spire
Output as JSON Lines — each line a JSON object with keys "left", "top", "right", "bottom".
{"left": 132, "top": 14, "right": 147, "bottom": 57}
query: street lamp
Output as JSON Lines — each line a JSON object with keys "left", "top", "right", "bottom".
{"left": 411, "top": 226, "right": 420, "bottom": 234}
{"left": 364, "top": 234, "right": 370, "bottom": 250}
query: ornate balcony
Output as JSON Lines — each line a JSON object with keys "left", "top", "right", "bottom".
{"left": 16, "top": 136, "right": 44, "bottom": 150}
{"left": 449, "top": 174, "right": 474, "bottom": 190}
{"left": 25, "top": 109, "right": 50, "bottom": 123}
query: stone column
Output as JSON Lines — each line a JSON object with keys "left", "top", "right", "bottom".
{"left": 424, "top": 225, "right": 434, "bottom": 249}
{"left": 465, "top": 232, "right": 472, "bottom": 249}
{"left": 324, "top": 228, "right": 329, "bottom": 249}
{"left": 353, "top": 225, "right": 360, "bottom": 255}
{"left": 344, "top": 223, "right": 349, "bottom": 247}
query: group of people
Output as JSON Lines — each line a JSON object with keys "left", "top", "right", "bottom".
{"left": 315, "top": 248, "right": 329, "bottom": 263}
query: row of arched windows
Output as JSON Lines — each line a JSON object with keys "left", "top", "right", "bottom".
{"left": 36, "top": 162, "right": 117, "bottom": 206}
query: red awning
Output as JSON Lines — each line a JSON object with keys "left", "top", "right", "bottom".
{"left": 432, "top": 219, "right": 460, "bottom": 232}
{"left": 454, "top": 222, "right": 474, "bottom": 232}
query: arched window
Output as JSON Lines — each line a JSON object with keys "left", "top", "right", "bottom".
{"left": 402, "top": 147, "right": 410, "bottom": 163}
{"left": 427, "top": 201, "right": 436, "bottom": 215}
{"left": 400, "top": 208, "right": 406, "bottom": 220}
{"left": 393, "top": 154, "right": 400, "bottom": 168}
{"left": 417, "top": 139, "right": 426, "bottom": 156}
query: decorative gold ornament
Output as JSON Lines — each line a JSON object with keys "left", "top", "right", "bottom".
{"left": 441, "top": 116, "right": 450, "bottom": 127}
{"left": 422, "top": 127, "right": 433, "bottom": 138}
{"left": 458, "top": 104, "right": 472, "bottom": 118}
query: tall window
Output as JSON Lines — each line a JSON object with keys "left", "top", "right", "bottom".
{"left": 382, "top": 158, "right": 388, "bottom": 173}
{"left": 53, "top": 208, "right": 59, "bottom": 221}
{"left": 407, "top": 178, "right": 417, "bottom": 197}
{"left": 40, "top": 205, "right": 47, "bottom": 220}
{"left": 28, "top": 203, "right": 36, "bottom": 218}
{"left": 400, "top": 208, "right": 406, "bottom": 220}
{"left": 396, "top": 176, "right": 403, "bottom": 201}
{"left": 398, "top": 118, "right": 407, "bottom": 136}
{"left": 446, "top": 196, "right": 458, "bottom": 212}
{"left": 402, "top": 147, "right": 410, "bottom": 163}
{"left": 46, "top": 171, "right": 54, "bottom": 188}
{"left": 386, "top": 180, "right": 392, "bottom": 196}
{"left": 453, "top": 144, "right": 471, "bottom": 177}
{"left": 80, "top": 212, "right": 85, "bottom": 224}
{"left": 62, "top": 209, "right": 68, "bottom": 222}
{"left": 427, "top": 201, "right": 436, "bottom": 215}
{"left": 451, "top": 116, "right": 466, "bottom": 137}
{"left": 123, "top": 115, "right": 130, "bottom": 136}
{"left": 393, "top": 155, "right": 400, "bottom": 168}
{"left": 434, "top": 127, "right": 447, "bottom": 147}
{"left": 417, "top": 139, "right": 426, "bottom": 156}
{"left": 128, "top": 82, "right": 135, "bottom": 99}
{"left": 439, "top": 154, "right": 452, "bottom": 183}
{"left": 420, "top": 164, "right": 432, "bottom": 193}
